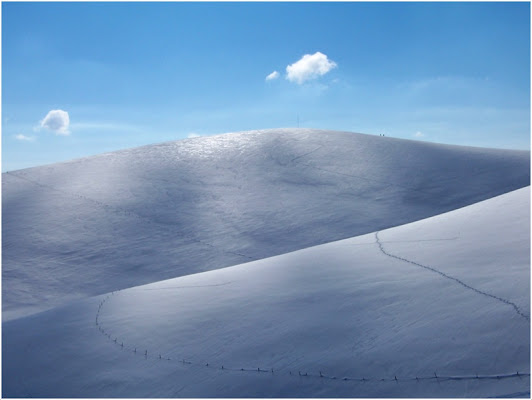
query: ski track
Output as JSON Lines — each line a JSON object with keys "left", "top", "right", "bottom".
{"left": 289, "top": 146, "right": 324, "bottom": 163}
{"left": 94, "top": 288, "right": 529, "bottom": 385}
{"left": 374, "top": 231, "right": 530, "bottom": 322}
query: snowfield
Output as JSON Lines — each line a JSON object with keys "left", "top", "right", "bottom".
{"left": 2, "top": 187, "right": 529, "bottom": 397}
{"left": 2, "top": 129, "right": 530, "bottom": 320}
{"left": 2, "top": 129, "right": 530, "bottom": 397}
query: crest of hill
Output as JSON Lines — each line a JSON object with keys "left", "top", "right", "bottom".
{"left": 2, "top": 128, "right": 530, "bottom": 320}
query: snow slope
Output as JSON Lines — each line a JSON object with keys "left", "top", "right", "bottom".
{"left": 3, "top": 187, "right": 529, "bottom": 398}
{"left": 3, "top": 129, "right": 530, "bottom": 320}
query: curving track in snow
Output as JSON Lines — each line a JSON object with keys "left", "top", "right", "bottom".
{"left": 375, "top": 231, "right": 530, "bottom": 322}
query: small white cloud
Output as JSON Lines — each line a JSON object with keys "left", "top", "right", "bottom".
{"left": 40, "top": 109, "right": 70, "bottom": 135}
{"left": 265, "top": 71, "right": 280, "bottom": 81}
{"left": 286, "top": 52, "right": 337, "bottom": 84}
{"left": 187, "top": 132, "right": 201, "bottom": 138}
{"left": 414, "top": 131, "right": 424, "bottom": 138}
{"left": 14, "top": 134, "right": 35, "bottom": 142}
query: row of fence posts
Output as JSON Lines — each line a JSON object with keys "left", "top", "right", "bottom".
{"left": 95, "top": 290, "right": 530, "bottom": 384}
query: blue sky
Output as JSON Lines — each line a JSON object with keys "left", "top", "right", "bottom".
{"left": 2, "top": 2, "right": 530, "bottom": 171}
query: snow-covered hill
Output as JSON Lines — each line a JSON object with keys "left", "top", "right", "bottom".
{"left": 3, "top": 187, "right": 529, "bottom": 398}
{"left": 2, "top": 129, "right": 530, "bottom": 320}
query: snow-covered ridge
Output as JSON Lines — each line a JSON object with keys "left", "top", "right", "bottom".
{"left": 3, "top": 186, "right": 529, "bottom": 398}
{"left": 3, "top": 128, "right": 529, "bottom": 320}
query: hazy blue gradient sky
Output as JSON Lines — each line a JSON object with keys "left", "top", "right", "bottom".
{"left": 2, "top": 2, "right": 530, "bottom": 171}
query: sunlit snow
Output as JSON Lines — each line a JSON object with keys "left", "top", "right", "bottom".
{"left": 2, "top": 129, "right": 529, "bottom": 397}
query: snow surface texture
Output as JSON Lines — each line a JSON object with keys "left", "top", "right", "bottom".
{"left": 3, "top": 187, "right": 529, "bottom": 398}
{"left": 2, "top": 129, "right": 530, "bottom": 320}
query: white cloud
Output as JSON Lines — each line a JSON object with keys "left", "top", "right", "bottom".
{"left": 265, "top": 71, "right": 280, "bottom": 81}
{"left": 14, "top": 134, "right": 35, "bottom": 142}
{"left": 286, "top": 52, "right": 337, "bottom": 84}
{"left": 414, "top": 131, "right": 424, "bottom": 137}
{"left": 187, "top": 133, "right": 201, "bottom": 138}
{"left": 40, "top": 109, "right": 70, "bottom": 135}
